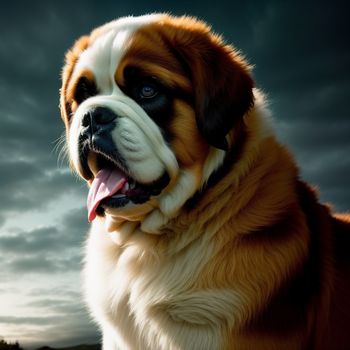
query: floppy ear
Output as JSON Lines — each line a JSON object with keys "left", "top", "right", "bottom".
{"left": 60, "top": 35, "right": 90, "bottom": 125}
{"left": 167, "top": 20, "right": 254, "bottom": 150}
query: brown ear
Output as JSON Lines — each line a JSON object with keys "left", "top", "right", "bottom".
{"left": 164, "top": 19, "right": 254, "bottom": 150}
{"left": 60, "top": 35, "right": 90, "bottom": 125}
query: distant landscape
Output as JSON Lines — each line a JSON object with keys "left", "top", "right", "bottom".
{"left": 0, "top": 340, "right": 100, "bottom": 350}
{"left": 35, "top": 345, "right": 100, "bottom": 350}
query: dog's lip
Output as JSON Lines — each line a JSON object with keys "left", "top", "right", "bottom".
{"left": 93, "top": 171, "right": 170, "bottom": 219}
{"left": 87, "top": 151, "right": 129, "bottom": 179}
{"left": 87, "top": 152, "right": 100, "bottom": 178}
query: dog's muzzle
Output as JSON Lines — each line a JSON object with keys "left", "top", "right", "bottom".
{"left": 77, "top": 106, "right": 170, "bottom": 220}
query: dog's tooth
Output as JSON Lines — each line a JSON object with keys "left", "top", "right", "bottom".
{"left": 121, "top": 182, "right": 129, "bottom": 194}
{"left": 112, "top": 194, "right": 126, "bottom": 199}
{"left": 87, "top": 152, "right": 99, "bottom": 176}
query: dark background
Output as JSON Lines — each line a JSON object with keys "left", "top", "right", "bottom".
{"left": 0, "top": 0, "right": 349, "bottom": 347}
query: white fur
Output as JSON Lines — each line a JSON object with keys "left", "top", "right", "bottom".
{"left": 72, "top": 14, "right": 163, "bottom": 96}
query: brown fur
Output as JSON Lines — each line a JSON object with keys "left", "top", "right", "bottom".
{"left": 60, "top": 36, "right": 90, "bottom": 124}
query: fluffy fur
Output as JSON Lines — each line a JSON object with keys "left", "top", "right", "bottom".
{"left": 60, "top": 14, "right": 350, "bottom": 350}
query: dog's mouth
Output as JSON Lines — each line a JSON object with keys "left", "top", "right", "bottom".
{"left": 85, "top": 151, "right": 169, "bottom": 221}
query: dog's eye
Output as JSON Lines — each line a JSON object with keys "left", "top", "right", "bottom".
{"left": 139, "top": 84, "right": 158, "bottom": 99}
{"left": 74, "top": 77, "right": 97, "bottom": 104}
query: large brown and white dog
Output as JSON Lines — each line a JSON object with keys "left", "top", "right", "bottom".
{"left": 60, "top": 14, "right": 350, "bottom": 350}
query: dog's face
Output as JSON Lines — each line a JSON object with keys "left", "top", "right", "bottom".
{"left": 60, "top": 14, "right": 254, "bottom": 233}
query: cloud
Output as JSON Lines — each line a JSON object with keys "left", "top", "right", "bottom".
{"left": 240, "top": 0, "right": 350, "bottom": 212}
{"left": 0, "top": 206, "right": 89, "bottom": 276}
{"left": 0, "top": 251, "right": 82, "bottom": 275}
{"left": 62, "top": 206, "right": 90, "bottom": 236}
{"left": 251, "top": 1, "right": 349, "bottom": 87}
{"left": 0, "top": 208, "right": 88, "bottom": 254}
{"left": 0, "top": 315, "right": 68, "bottom": 326}
{"left": 274, "top": 119, "right": 350, "bottom": 211}
{"left": 7, "top": 255, "right": 82, "bottom": 274}
{"left": 0, "top": 226, "right": 60, "bottom": 254}
{"left": 277, "top": 120, "right": 350, "bottom": 150}
{"left": 25, "top": 298, "right": 86, "bottom": 315}
{"left": 0, "top": 2, "right": 95, "bottom": 228}
{"left": 28, "top": 287, "right": 81, "bottom": 299}
{"left": 0, "top": 160, "right": 86, "bottom": 226}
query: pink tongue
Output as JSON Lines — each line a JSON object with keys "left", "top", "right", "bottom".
{"left": 87, "top": 169, "right": 127, "bottom": 222}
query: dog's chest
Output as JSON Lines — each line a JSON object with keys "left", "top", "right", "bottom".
{"left": 84, "top": 227, "right": 186, "bottom": 347}
{"left": 84, "top": 222, "right": 236, "bottom": 349}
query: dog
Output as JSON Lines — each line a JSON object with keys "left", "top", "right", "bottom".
{"left": 59, "top": 13, "right": 350, "bottom": 350}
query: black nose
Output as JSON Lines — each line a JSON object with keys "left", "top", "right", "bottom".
{"left": 80, "top": 107, "right": 118, "bottom": 139}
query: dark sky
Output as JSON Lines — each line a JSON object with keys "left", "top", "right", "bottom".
{"left": 0, "top": 0, "right": 349, "bottom": 347}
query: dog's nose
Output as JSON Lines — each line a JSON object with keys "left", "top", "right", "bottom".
{"left": 81, "top": 107, "right": 118, "bottom": 139}
{"left": 82, "top": 106, "right": 118, "bottom": 127}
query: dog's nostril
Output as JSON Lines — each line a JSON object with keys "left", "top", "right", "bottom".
{"left": 93, "top": 107, "right": 118, "bottom": 125}
{"left": 81, "top": 107, "right": 118, "bottom": 129}
{"left": 82, "top": 112, "right": 91, "bottom": 127}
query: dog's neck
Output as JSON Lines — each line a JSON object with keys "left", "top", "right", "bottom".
{"left": 161, "top": 134, "right": 300, "bottom": 254}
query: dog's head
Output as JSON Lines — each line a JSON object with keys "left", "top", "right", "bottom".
{"left": 60, "top": 14, "right": 254, "bottom": 234}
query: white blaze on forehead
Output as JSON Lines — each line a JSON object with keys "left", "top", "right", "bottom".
{"left": 71, "top": 14, "right": 163, "bottom": 94}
